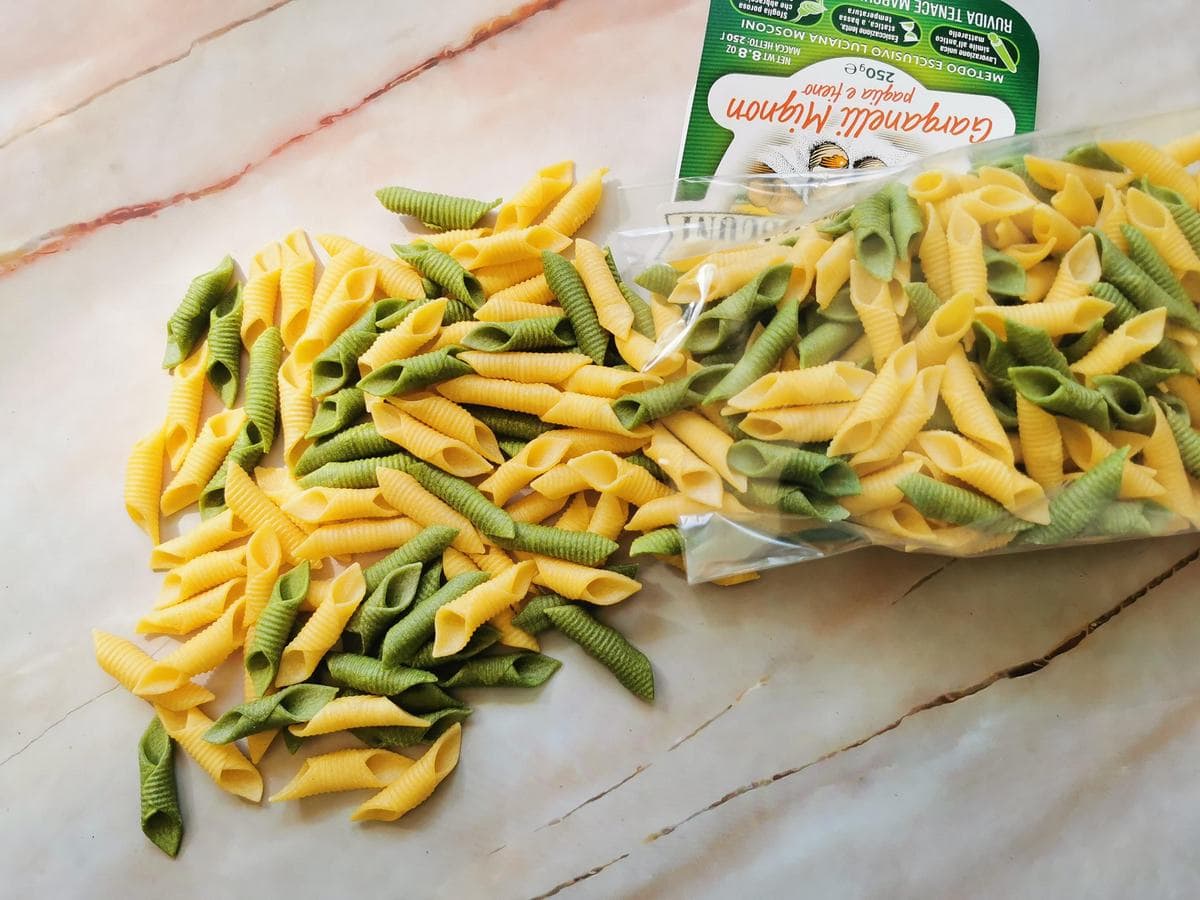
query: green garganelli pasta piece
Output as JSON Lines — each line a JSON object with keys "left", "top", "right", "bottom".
{"left": 849, "top": 188, "right": 897, "bottom": 280}
{"left": 342, "top": 562, "right": 423, "bottom": 655}
{"left": 693, "top": 345, "right": 746, "bottom": 367}
{"left": 405, "top": 458, "right": 516, "bottom": 540}
{"left": 494, "top": 522, "right": 619, "bottom": 567}
{"left": 1093, "top": 281, "right": 1139, "bottom": 329}
{"left": 364, "top": 525, "right": 459, "bottom": 593}
{"left": 1004, "top": 320, "right": 1072, "bottom": 376}
{"left": 797, "top": 320, "right": 863, "bottom": 368}
{"left": 414, "top": 559, "right": 444, "bottom": 603}
{"left": 628, "top": 527, "right": 683, "bottom": 557}
{"left": 815, "top": 207, "right": 854, "bottom": 238}
{"left": 137, "top": 717, "right": 183, "bottom": 858}
{"left": 440, "top": 652, "right": 562, "bottom": 689}
{"left": 1116, "top": 361, "right": 1177, "bottom": 390}
{"left": 1087, "top": 228, "right": 1200, "bottom": 329}
{"left": 608, "top": 562, "right": 640, "bottom": 580}
{"left": 409, "top": 625, "right": 501, "bottom": 669}
{"left": 971, "top": 321, "right": 1017, "bottom": 398}
{"left": 542, "top": 250, "right": 608, "bottom": 365}
{"left": 604, "top": 247, "right": 656, "bottom": 339}
{"left": 1060, "top": 320, "right": 1105, "bottom": 364}
{"left": 903, "top": 282, "right": 942, "bottom": 327}
{"left": 379, "top": 572, "right": 490, "bottom": 665}
{"left": 306, "top": 387, "right": 367, "bottom": 441}
{"left": 374, "top": 298, "right": 421, "bottom": 331}
{"left": 325, "top": 652, "right": 438, "bottom": 695}
{"left": 1167, "top": 201, "right": 1200, "bottom": 255}
{"left": 633, "top": 263, "right": 680, "bottom": 296}
{"left": 375, "top": 186, "right": 501, "bottom": 231}
{"left": 310, "top": 308, "right": 380, "bottom": 397}
{"left": 703, "top": 298, "right": 800, "bottom": 405}
{"left": 726, "top": 440, "right": 861, "bottom": 495}
{"left": 543, "top": 605, "right": 654, "bottom": 702}
{"left": 1158, "top": 393, "right": 1192, "bottom": 423}
{"left": 293, "top": 422, "right": 398, "bottom": 477}
{"left": 393, "top": 243, "right": 485, "bottom": 308}
{"left": 1088, "top": 501, "right": 1156, "bottom": 538}
{"left": 817, "top": 286, "right": 859, "bottom": 324}
{"left": 498, "top": 438, "right": 528, "bottom": 459}
{"left": 1121, "top": 224, "right": 1193, "bottom": 309}
{"left": 461, "top": 316, "right": 575, "bottom": 352}
{"left": 461, "top": 405, "right": 556, "bottom": 441}
{"left": 743, "top": 481, "right": 850, "bottom": 521}
{"left": 982, "top": 247, "right": 1027, "bottom": 298}
{"left": 897, "top": 474, "right": 1028, "bottom": 532}
{"left": 611, "top": 364, "right": 733, "bottom": 430}
{"left": 511, "top": 593, "right": 573, "bottom": 635}
{"left": 297, "top": 451, "right": 410, "bottom": 489}
{"left": 1143, "top": 337, "right": 1195, "bottom": 376}
{"left": 203, "top": 684, "right": 338, "bottom": 743}
{"left": 1092, "top": 375, "right": 1155, "bottom": 434}
{"left": 625, "top": 451, "right": 667, "bottom": 483}
{"left": 1010, "top": 366, "right": 1111, "bottom": 432}
{"left": 353, "top": 707, "right": 471, "bottom": 750}
{"left": 197, "top": 430, "right": 259, "bottom": 518}
{"left": 358, "top": 347, "right": 473, "bottom": 397}
{"left": 245, "top": 562, "right": 311, "bottom": 696}
{"left": 686, "top": 263, "right": 793, "bottom": 354}
{"left": 243, "top": 325, "right": 282, "bottom": 448}
{"left": 440, "top": 298, "right": 476, "bottom": 325}
{"left": 396, "top": 682, "right": 467, "bottom": 714}
{"left": 1019, "top": 447, "right": 1129, "bottom": 545}
{"left": 1162, "top": 404, "right": 1200, "bottom": 477}
{"left": 421, "top": 276, "right": 440, "bottom": 298}
{"left": 886, "top": 181, "right": 924, "bottom": 257}
{"left": 1062, "top": 142, "right": 1124, "bottom": 171}
{"left": 205, "top": 285, "right": 243, "bottom": 407}
{"left": 163, "top": 255, "right": 235, "bottom": 368}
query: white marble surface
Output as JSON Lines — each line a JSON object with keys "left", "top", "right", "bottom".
{"left": 3, "top": 1, "right": 1200, "bottom": 897}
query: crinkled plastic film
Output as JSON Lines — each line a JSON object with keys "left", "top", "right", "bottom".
{"left": 613, "top": 109, "right": 1200, "bottom": 583}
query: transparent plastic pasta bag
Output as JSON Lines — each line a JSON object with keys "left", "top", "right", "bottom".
{"left": 611, "top": 109, "right": 1200, "bottom": 583}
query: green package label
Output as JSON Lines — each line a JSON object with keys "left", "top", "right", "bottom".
{"left": 677, "top": 0, "right": 1040, "bottom": 200}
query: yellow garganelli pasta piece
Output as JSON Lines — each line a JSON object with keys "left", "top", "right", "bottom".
{"left": 542, "top": 392, "right": 643, "bottom": 436}
{"left": 442, "top": 546, "right": 482, "bottom": 578}
{"left": 568, "top": 450, "right": 673, "bottom": 506}
{"left": 913, "top": 291, "right": 975, "bottom": 366}
{"left": 1021, "top": 259, "right": 1057, "bottom": 303}
{"left": 351, "top": 723, "right": 462, "bottom": 823}
{"left": 814, "top": 231, "right": 857, "bottom": 308}
{"left": 588, "top": 492, "right": 630, "bottom": 541}
{"left": 946, "top": 206, "right": 989, "bottom": 304}
{"left": 280, "top": 485, "right": 398, "bottom": 526}
{"left": 727, "top": 361, "right": 875, "bottom": 412}
{"left": 647, "top": 424, "right": 723, "bottom": 507}
{"left": 387, "top": 394, "right": 504, "bottom": 463}
{"left": 241, "top": 267, "right": 281, "bottom": 348}
{"left": 368, "top": 398, "right": 492, "bottom": 478}
{"left": 1071, "top": 308, "right": 1167, "bottom": 378}
{"left": 560, "top": 365, "right": 660, "bottom": 398}
{"left": 473, "top": 296, "right": 562, "bottom": 322}
{"left": 419, "top": 227, "right": 492, "bottom": 253}
{"left": 163, "top": 344, "right": 209, "bottom": 471}
{"left": 542, "top": 428, "right": 651, "bottom": 458}
{"left": 456, "top": 350, "right": 590, "bottom": 385}
{"left": 254, "top": 465, "right": 306, "bottom": 511}
{"left": 1168, "top": 324, "right": 1198, "bottom": 347}
{"left": 1165, "top": 131, "right": 1200, "bottom": 166}
{"left": 956, "top": 184, "right": 1038, "bottom": 224}
{"left": 977, "top": 165, "right": 1037, "bottom": 197}
{"left": 276, "top": 564, "right": 366, "bottom": 686}
{"left": 856, "top": 502, "right": 936, "bottom": 547}
{"left": 295, "top": 516, "right": 422, "bottom": 562}
{"left": 575, "top": 238, "right": 636, "bottom": 338}
{"left": 669, "top": 243, "right": 790, "bottom": 306}
{"left": 479, "top": 434, "right": 572, "bottom": 506}
{"left": 249, "top": 241, "right": 282, "bottom": 278}
{"left": 292, "top": 265, "right": 378, "bottom": 368}
{"left": 437, "top": 375, "right": 561, "bottom": 416}
{"left": 280, "top": 229, "right": 313, "bottom": 261}
{"left": 450, "top": 225, "right": 570, "bottom": 271}
{"left": 783, "top": 232, "right": 833, "bottom": 301}
{"left": 1142, "top": 402, "right": 1200, "bottom": 520}
{"left": 505, "top": 490, "right": 569, "bottom": 524}
{"left": 528, "top": 464, "right": 592, "bottom": 499}
{"left": 157, "top": 544, "right": 247, "bottom": 608}
{"left": 137, "top": 578, "right": 244, "bottom": 636}
{"left": 1031, "top": 203, "right": 1083, "bottom": 249}
{"left": 270, "top": 748, "right": 414, "bottom": 802}
{"left": 433, "top": 560, "right": 536, "bottom": 657}
{"left": 1024, "top": 155, "right": 1133, "bottom": 197}
{"left": 849, "top": 274, "right": 903, "bottom": 368}
{"left": 1015, "top": 394, "right": 1065, "bottom": 491}
{"left": 650, "top": 295, "right": 684, "bottom": 336}
{"left": 1166, "top": 374, "right": 1200, "bottom": 422}
{"left": 1099, "top": 140, "right": 1199, "bottom": 207}
{"left": 487, "top": 273, "right": 554, "bottom": 307}
{"left": 1045, "top": 234, "right": 1101, "bottom": 302}
{"left": 135, "top": 598, "right": 247, "bottom": 696}
{"left": 376, "top": 468, "right": 484, "bottom": 554}
{"left": 1002, "top": 239, "right": 1056, "bottom": 270}
{"left": 474, "top": 258, "right": 546, "bottom": 296}
{"left": 612, "top": 329, "right": 686, "bottom": 378}
{"left": 941, "top": 346, "right": 1013, "bottom": 464}
{"left": 1050, "top": 173, "right": 1098, "bottom": 228}
{"left": 851, "top": 365, "right": 944, "bottom": 469}
{"left": 829, "top": 343, "right": 919, "bottom": 456}
{"left": 1058, "top": 420, "right": 1165, "bottom": 500}
{"left": 914, "top": 431, "right": 1049, "bottom": 522}
{"left": 495, "top": 160, "right": 575, "bottom": 232}
{"left": 974, "top": 295, "right": 1114, "bottom": 340}
{"left": 92, "top": 630, "right": 215, "bottom": 711}
{"left": 290, "top": 696, "right": 429, "bottom": 738}
{"left": 278, "top": 355, "right": 315, "bottom": 470}
{"left": 225, "top": 465, "right": 309, "bottom": 562}
{"left": 553, "top": 493, "right": 593, "bottom": 531}
{"left": 1095, "top": 184, "right": 1130, "bottom": 252}
{"left": 527, "top": 554, "right": 641, "bottom": 605}
{"left": 242, "top": 528, "right": 284, "bottom": 625}
{"left": 840, "top": 452, "right": 927, "bottom": 515}
{"left": 156, "top": 706, "right": 263, "bottom": 803}
{"left": 310, "top": 245, "right": 368, "bottom": 319}
{"left": 471, "top": 545, "right": 515, "bottom": 578}
{"left": 1124, "top": 189, "right": 1200, "bottom": 271}
{"left": 357, "top": 298, "right": 445, "bottom": 374}
{"left": 917, "top": 203, "right": 954, "bottom": 301}
{"left": 279, "top": 255, "right": 316, "bottom": 350}
{"left": 625, "top": 491, "right": 747, "bottom": 531}
{"left": 539, "top": 166, "right": 607, "bottom": 237}
{"left": 740, "top": 404, "right": 853, "bottom": 443}
{"left": 150, "top": 508, "right": 250, "bottom": 570}
{"left": 125, "top": 425, "right": 165, "bottom": 544}
{"left": 986, "top": 218, "right": 1030, "bottom": 250}
{"left": 160, "top": 408, "right": 247, "bottom": 515}
{"left": 316, "top": 234, "right": 425, "bottom": 299}
{"left": 489, "top": 606, "right": 541, "bottom": 651}
{"left": 661, "top": 410, "right": 747, "bottom": 492}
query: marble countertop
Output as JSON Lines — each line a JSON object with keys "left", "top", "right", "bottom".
{"left": 3, "top": 1, "right": 1199, "bottom": 896}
